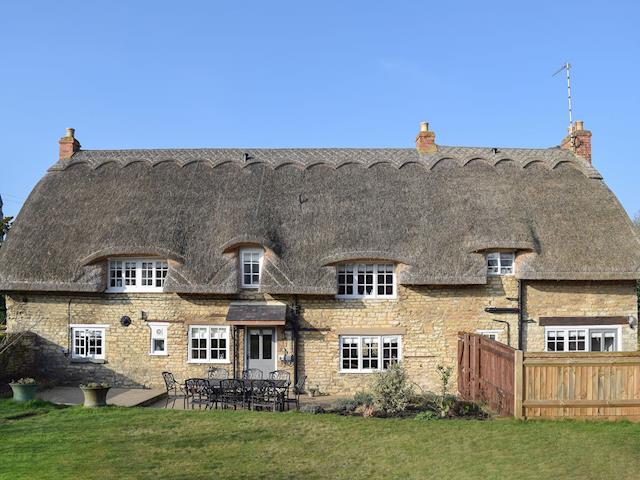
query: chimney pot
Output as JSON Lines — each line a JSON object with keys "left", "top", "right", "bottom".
{"left": 560, "top": 120, "right": 592, "bottom": 163}
{"left": 59, "top": 127, "right": 81, "bottom": 160}
{"left": 415, "top": 121, "right": 437, "bottom": 153}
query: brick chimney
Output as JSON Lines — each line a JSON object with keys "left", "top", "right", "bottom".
{"left": 560, "top": 120, "right": 592, "bottom": 163}
{"left": 415, "top": 121, "right": 437, "bottom": 153}
{"left": 59, "top": 127, "right": 81, "bottom": 160}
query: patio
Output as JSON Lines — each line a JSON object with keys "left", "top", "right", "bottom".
{"left": 159, "top": 368, "right": 348, "bottom": 412}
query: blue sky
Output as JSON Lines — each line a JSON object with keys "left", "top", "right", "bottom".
{"left": 1, "top": 0, "right": 639, "bottom": 218}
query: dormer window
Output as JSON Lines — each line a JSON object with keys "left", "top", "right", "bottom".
{"left": 107, "top": 258, "right": 168, "bottom": 292}
{"left": 240, "top": 249, "right": 263, "bottom": 288}
{"left": 337, "top": 263, "right": 396, "bottom": 299}
{"left": 487, "top": 252, "right": 515, "bottom": 276}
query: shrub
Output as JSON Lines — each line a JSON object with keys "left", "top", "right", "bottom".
{"left": 415, "top": 410, "right": 439, "bottom": 421}
{"left": 332, "top": 398, "right": 358, "bottom": 414}
{"left": 370, "top": 364, "right": 414, "bottom": 415}
{"left": 353, "top": 391, "right": 373, "bottom": 407}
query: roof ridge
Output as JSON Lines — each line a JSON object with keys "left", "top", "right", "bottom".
{"left": 70, "top": 145, "right": 562, "bottom": 153}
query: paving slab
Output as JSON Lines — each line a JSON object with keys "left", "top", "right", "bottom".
{"left": 38, "top": 386, "right": 165, "bottom": 407}
{"left": 147, "top": 393, "right": 350, "bottom": 410}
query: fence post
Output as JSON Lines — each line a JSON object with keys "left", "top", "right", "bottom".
{"left": 514, "top": 350, "right": 524, "bottom": 419}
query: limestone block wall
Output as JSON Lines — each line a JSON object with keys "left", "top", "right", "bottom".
{"left": 4, "top": 277, "right": 637, "bottom": 395}
{"left": 4, "top": 293, "right": 294, "bottom": 388}
{"left": 297, "top": 276, "right": 520, "bottom": 394}
{"left": 522, "top": 280, "right": 638, "bottom": 352}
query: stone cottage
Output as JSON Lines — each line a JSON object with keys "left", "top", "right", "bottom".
{"left": 1, "top": 122, "right": 638, "bottom": 394}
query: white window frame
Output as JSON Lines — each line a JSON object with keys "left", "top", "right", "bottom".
{"left": 339, "top": 335, "right": 402, "bottom": 373}
{"left": 149, "top": 322, "right": 168, "bottom": 356}
{"left": 187, "top": 325, "right": 231, "bottom": 364}
{"left": 70, "top": 324, "right": 109, "bottom": 360}
{"left": 544, "top": 325, "right": 622, "bottom": 352}
{"left": 336, "top": 263, "right": 396, "bottom": 299}
{"left": 476, "top": 329, "right": 502, "bottom": 341}
{"left": 486, "top": 252, "right": 515, "bottom": 276}
{"left": 240, "top": 249, "right": 264, "bottom": 289}
{"left": 107, "top": 258, "right": 169, "bottom": 293}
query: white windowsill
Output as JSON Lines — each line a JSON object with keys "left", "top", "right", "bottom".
{"left": 339, "top": 370, "right": 382, "bottom": 374}
{"left": 187, "top": 359, "right": 231, "bottom": 364}
{"left": 106, "top": 289, "right": 165, "bottom": 294}
{"left": 149, "top": 352, "right": 168, "bottom": 356}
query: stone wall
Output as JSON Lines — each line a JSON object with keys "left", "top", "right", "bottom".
{"left": 4, "top": 278, "right": 637, "bottom": 394}
{"left": 523, "top": 280, "right": 638, "bottom": 352}
{"left": 298, "top": 276, "right": 520, "bottom": 394}
{"left": 0, "top": 332, "right": 36, "bottom": 383}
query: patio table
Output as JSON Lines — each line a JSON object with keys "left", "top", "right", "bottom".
{"left": 203, "top": 378, "right": 289, "bottom": 410}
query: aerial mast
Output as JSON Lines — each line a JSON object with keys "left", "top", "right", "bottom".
{"left": 553, "top": 62, "right": 573, "bottom": 131}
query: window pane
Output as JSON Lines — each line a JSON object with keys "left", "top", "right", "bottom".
{"left": 242, "top": 251, "right": 262, "bottom": 286}
{"left": 155, "top": 262, "right": 168, "bottom": 287}
{"left": 141, "top": 262, "right": 154, "bottom": 286}
{"left": 590, "top": 330, "right": 617, "bottom": 352}
{"left": 341, "top": 337, "right": 359, "bottom": 370}
{"left": 603, "top": 334, "right": 615, "bottom": 352}
{"left": 383, "top": 336, "right": 399, "bottom": 369}
{"left": 262, "top": 333, "right": 273, "bottom": 360}
{"left": 109, "top": 261, "right": 123, "bottom": 287}
{"left": 191, "top": 327, "right": 208, "bottom": 360}
{"left": 362, "top": 337, "right": 379, "bottom": 369}
{"left": 249, "top": 332, "right": 260, "bottom": 359}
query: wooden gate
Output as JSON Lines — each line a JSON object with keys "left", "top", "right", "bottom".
{"left": 458, "top": 332, "right": 516, "bottom": 416}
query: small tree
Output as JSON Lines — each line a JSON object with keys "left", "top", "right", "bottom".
{"left": 0, "top": 215, "right": 12, "bottom": 244}
{"left": 435, "top": 364, "right": 453, "bottom": 417}
{"left": 370, "top": 363, "right": 414, "bottom": 415}
{"left": 0, "top": 196, "right": 12, "bottom": 325}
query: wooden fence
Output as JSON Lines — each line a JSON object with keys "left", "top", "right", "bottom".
{"left": 458, "top": 332, "right": 640, "bottom": 420}
{"left": 522, "top": 352, "right": 640, "bottom": 419}
{"left": 458, "top": 332, "right": 516, "bottom": 416}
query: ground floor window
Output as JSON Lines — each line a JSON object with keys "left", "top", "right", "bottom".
{"left": 545, "top": 326, "right": 620, "bottom": 352}
{"left": 149, "top": 323, "right": 168, "bottom": 355}
{"left": 71, "top": 325, "right": 107, "bottom": 360}
{"left": 340, "top": 335, "right": 402, "bottom": 373}
{"left": 476, "top": 329, "right": 502, "bottom": 341}
{"left": 188, "top": 325, "right": 230, "bottom": 363}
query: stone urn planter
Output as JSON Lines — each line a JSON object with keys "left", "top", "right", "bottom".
{"left": 10, "top": 378, "right": 38, "bottom": 402}
{"left": 80, "top": 383, "right": 111, "bottom": 408}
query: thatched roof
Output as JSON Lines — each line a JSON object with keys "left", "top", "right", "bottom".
{"left": 0, "top": 145, "right": 638, "bottom": 293}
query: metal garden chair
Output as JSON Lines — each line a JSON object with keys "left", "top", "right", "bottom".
{"left": 161, "top": 371, "right": 187, "bottom": 409}
{"left": 283, "top": 375, "right": 307, "bottom": 411}
{"left": 242, "top": 368, "right": 263, "bottom": 380}
{"left": 249, "top": 380, "right": 280, "bottom": 412}
{"left": 220, "top": 379, "right": 247, "bottom": 410}
{"left": 184, "top": 378, "right": 210, "bottom": 410}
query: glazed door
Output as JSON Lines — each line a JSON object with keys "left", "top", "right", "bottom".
{"left": 246, "top": 328, "right": 276, "bottom": 376}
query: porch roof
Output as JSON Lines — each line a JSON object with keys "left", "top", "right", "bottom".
{"left": 225, "top": 304, "right": 287, "bottom": 326}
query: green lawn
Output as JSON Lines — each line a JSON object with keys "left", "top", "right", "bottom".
{"left": 1, "top": 400, "right": 639, "bottom": 480}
